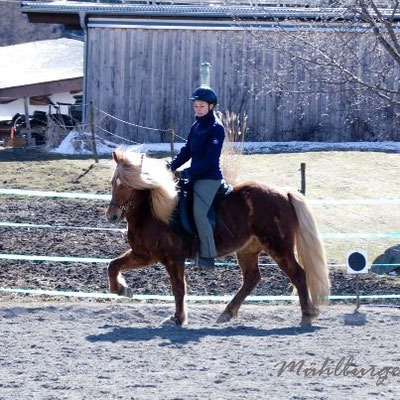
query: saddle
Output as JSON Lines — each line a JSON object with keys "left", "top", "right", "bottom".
{"left": 170, "top": 179, "right": 233, "bottom": 248}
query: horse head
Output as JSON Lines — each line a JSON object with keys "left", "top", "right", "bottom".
{"left": 106, "top": 149, "right": 178, "bottom": 224}
{"left": 106, "top": 150, "right": 136, "bottom": 223}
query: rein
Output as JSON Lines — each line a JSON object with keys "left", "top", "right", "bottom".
{"left": 109, "top": 191, "right": 135, "bottom": 217}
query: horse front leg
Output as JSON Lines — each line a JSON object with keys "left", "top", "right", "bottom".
{"left": 108, "top": 250, "right": 153, "bottom": 297}
{"left": 164, "top": 260, "right": 187, "bottom": 326}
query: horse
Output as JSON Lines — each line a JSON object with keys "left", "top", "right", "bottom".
{"left": 106, "top": 149, "right": 330, "bottom": 326}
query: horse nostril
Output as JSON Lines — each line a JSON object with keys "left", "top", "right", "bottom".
{"left": 107, "top": 213, "right": 118, "bottom": 223}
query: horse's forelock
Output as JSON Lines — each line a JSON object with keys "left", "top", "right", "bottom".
{"left": 110, "top": 149, "right": 177, "bottom": 221}
{"left": 112, "top": 149, "right": 125, "bottom": 164}
{"left": 111, "top": 150, "right": 144, "bottom": 188}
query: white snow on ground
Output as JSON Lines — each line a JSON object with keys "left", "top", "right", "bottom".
{"left": 51, "top": 131, "right": 116, "bottom": 155}
{"left": 51, "top": 130, "right": 400, "bottom": 155}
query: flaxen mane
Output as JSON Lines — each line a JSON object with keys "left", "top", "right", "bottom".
{"left": 111, "top": 149, "right": 177, "bottom": 223}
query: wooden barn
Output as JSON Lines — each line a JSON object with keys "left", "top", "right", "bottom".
{"left": 22, "top": 1, "right": 400, "bottom": 143}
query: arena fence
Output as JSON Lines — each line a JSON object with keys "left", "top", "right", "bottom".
{"left": 1, "top": 287, "right": 400, "bottom": 303}
{"left": 1, "top": 187, "right": 399, "bottom": 302}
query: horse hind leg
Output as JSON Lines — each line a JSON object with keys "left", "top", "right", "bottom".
{"left": 276, "top": 253, "right": 319, "bottom": 326}
{"left": 217, "top": 250, "right": 261, "bottom": 324}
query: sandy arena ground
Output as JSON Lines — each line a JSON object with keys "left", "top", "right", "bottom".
{"left": 0, "top": 301, "right": 399, "bottom": 400}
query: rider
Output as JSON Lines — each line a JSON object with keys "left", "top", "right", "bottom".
{"left": 169, "top": 86, "right": 225, "bottom": 270}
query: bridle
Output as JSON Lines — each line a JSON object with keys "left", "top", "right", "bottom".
{"left": 109, "top": 190, "right": 135, "bottom": 217}
{"left": 109, "top": 155, "right": 144, "bottom": 217}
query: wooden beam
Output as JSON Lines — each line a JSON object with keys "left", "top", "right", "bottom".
{"left": 0, "top": 78, "right": 83, "bottom": 100}
{"left": 26, "top": 12, "right": 81, "bottom": 27}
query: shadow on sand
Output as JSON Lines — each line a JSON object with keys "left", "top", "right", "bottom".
{"left": 86, "top": 324, "right": 323, "bottom": 346}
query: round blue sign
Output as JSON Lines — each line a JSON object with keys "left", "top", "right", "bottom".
{"left": 348, "top": 252, "right": 367, "bottom": 272}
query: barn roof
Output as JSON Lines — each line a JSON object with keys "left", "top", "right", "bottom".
{"left": 21, "top": 1, "right": 400, "bottom": 29}
{"left": 20, "top": 1, "right": 348, "bottom": 18}
{"left": 0, "top": 38, "right": 83, "bottom": 101}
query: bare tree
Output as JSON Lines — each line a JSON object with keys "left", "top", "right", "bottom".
{"left": 231, "top": 0, "right": 400, "bottom": 140}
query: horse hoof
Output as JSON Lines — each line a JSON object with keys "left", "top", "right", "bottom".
{"left": 119, "top": 286, "right": 134, "bottom": 298}
{"left": 216, "top": 312, "right": 232, "bottom": 324}
{"left": 300, "top": 316, "right": 313, "bottom": 327}
{"left": 162, "top": 315, "right": 183, "bottom": 327}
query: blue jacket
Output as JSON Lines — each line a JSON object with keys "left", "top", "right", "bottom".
{"left": 170, "top": 111, "right": 224, "bottom": 181}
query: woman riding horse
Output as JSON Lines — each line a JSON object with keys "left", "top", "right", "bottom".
{"left": 106, "top": 149, "right": 330, "bottom": 327}
{"left": 168, "top": 86, "right": 224, "bottom": 270}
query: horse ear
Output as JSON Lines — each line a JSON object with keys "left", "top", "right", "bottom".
{"left": 112, "top": 150, "right": 120, "bottom": 164}
{"left": 140, "top": 154, "right": 144, "bottom": 168}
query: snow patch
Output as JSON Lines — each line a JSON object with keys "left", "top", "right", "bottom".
{"left": 51, "top": 131, "right": 117, "bottom": 155}
{"left": 51, "top": 131, "right": 400, "bottom": 155}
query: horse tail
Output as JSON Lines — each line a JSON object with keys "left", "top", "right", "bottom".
{"left": 288, "top": 191, "right": 330, "bottom": 306}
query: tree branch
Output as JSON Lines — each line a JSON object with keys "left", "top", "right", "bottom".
{"left": 359, "top": 0, "right": 400, "bottom": 66}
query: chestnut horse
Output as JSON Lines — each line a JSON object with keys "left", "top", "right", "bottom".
{"left": 106, "top": 149, "right": 330, "bottom": 326}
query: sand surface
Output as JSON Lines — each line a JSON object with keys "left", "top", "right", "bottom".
{"left": 1, "top": 301, "right": 399, "bottom": 400}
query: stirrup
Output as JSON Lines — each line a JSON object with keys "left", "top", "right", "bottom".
{"left": 197, "top": 257, "right": 215, "bottom": 270}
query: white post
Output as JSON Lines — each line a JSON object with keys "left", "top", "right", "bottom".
{"left": 23, "top": 97, "right": 32, "bottom": 145}
{"left": 79, "top": 12, "right": 88, "bottom": 125}
{"left": 200, "top": 62, "right": 211, "bottom": 87}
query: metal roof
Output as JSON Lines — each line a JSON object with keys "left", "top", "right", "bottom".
{"left": 20, "top": 1, "right": 356, "bottom": 20}
{"left": 21, "top": 1, "right": 400, "bottom": 24}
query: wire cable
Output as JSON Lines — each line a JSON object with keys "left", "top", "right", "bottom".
{"left": 93, "top": 104, "right": 188, "bottom": 142}
{"left": 94, "top": 105, "right": 172, "bottom": 133}
{"left": 93, "top": 123, "right": 141, "bottom": 144}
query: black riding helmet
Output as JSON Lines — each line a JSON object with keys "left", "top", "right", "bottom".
{"left": 190, "top": 86, "right": 218, "bottom": 105}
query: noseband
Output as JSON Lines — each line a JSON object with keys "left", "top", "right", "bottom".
{"left": 109, "top": 192, "right": 135, "bottom": 217}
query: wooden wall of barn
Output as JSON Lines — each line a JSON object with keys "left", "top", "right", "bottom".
{"left": 86, "top": 26, "right": 399, "bottom": 144}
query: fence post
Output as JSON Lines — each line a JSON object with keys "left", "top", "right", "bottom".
{"left": 170, "top": 129, "right": 175, "bottom": 156}
{"left": 23, "top": 97, "right": 32, "bottom": 145}
{"left": 89, "top": 101, "right": 99, "bottom": 163}
{"left": 300, "top": 162, "right": 306, "bottom": 195}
